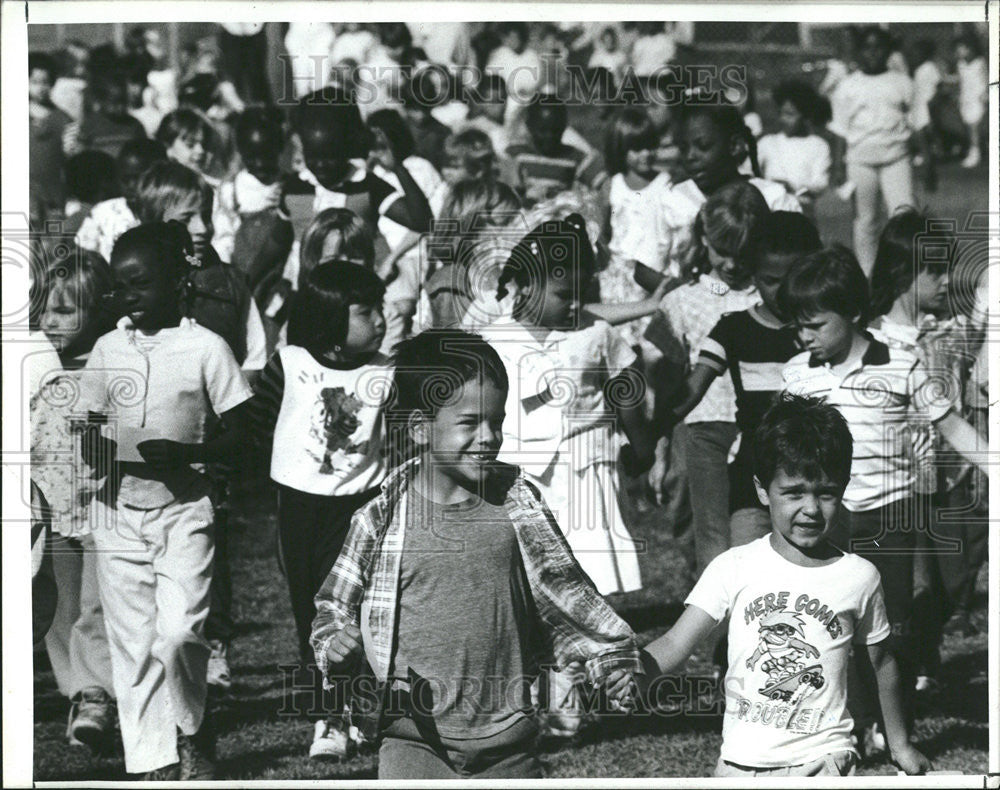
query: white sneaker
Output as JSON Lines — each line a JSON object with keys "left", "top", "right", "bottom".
{"left": 961, "top": 149, "right": 981, "bottom": 169}
{"left": 207, "top": 641, "right": 232, "bottom": 691}
{"left": 310, "top": 719, "right": 350, "bottom": 761}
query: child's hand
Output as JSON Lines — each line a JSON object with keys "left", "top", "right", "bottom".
{"left": 892, "top": 743, "right": 931, "bottom": 775}
{"left": 602, "top": 669, "right": 638, "bottom": 712}
{"left": 261, "top": 182, "right": 282, "bottom": 211}
{"left": 325, "top": 623, "right": 363, "bottom": 668}
{"left": 137, "top": 439, "right": 191, "bottom": 469}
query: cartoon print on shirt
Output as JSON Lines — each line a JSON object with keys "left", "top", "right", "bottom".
{"left": 746, "top": 609, "right": 825, "bottom": 702}
{"left": 307, "top": 387, "right": 366, "bottom": 474}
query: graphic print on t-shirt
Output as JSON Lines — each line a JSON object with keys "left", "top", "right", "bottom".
{"left": 307, "top": 386, "right": 367, "bottom": 474}
{"left": 746, "top": 609, "right": 823, "bottom": 705}
{"left": 734, "top": 590, "right": 846, "bottom": 733}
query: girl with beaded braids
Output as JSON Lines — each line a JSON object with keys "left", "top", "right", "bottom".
{"left": 481, "top": 213, "right": 655, "bottom": 738}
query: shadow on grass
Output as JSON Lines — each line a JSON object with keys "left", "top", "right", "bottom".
{"left": 216, "top": 750, "right": 377, "bottom": 781}
{"left": 917, "top": 722, "right": 990, "bottom": 761}
{"left": 924, "top": 649, "right": 988, "bottom": 723}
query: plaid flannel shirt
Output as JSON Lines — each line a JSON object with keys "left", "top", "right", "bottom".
{"left": 311, "top": 458, "right": 642, "bottom": 688}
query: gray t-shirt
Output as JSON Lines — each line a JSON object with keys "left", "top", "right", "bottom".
{"left": 391, "top": 488, "right": 535, "bottom": 738}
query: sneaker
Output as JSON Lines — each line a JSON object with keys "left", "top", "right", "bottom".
{"left": 961, "top": 148, "right": 981, "bottom": 169}
{"left": 310, "top": 719, "right": 351, "bottom": 760}
{"left": 915, "top": 675, "right": 938, "bottom": 694}
{"left": 207, "top": 640, "right": 232, "bottom": 691}
{"left": 143, "top": 762, "right": 181, "bottom": 781}
{"left": 67, "top": 686, "right": 115, "bottom": 752}
{"left": 178, "top": 721, "right": 216, "bottom": 780}
{"left": 858, "top": 721, "right": 887, "bottom": 760}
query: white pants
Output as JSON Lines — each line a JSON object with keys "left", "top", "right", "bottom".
{"left": 45, "top": 534, "right": 115, "bottom": 699}
{"left": 848, "top": 157, "right": 914, "bottom": 275}
{"left": 90, "top": 493, "right": 215, "bottom": 774}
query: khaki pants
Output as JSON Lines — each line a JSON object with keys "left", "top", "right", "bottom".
{"left": 91, "top": 492, "right": 214, "bottom": 774}
{"left": 715, "top": 750, "right": 857, "bottom": 777}
{"left": 45, "top": 534, "right": 115, "bottom": 699}
{"left": 848, "top": 156, "right": 914, "bottom": 275}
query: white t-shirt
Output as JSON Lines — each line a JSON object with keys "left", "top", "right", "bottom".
{"left": 270, "top": 345, "right": 390, "bottom": 496}
{"left": 757, "top": 133, "right": 832, "bottom": 196}
{"left": 910, "top": 60, "right": 941, "bottom": 130}
{"left": 630, "top": 32, "right": 676, "bottom": 77}
{"left": 829, "top": 71, "right": 913, "bottom": 165}
{"left": 588, "top": 47, "right": 628, "bottom": 81}
{"left": 607, "top": 171, "right": 674, "bottom": 268}
{"left": 686, "top": 536, "right": 890, "bottom": 768}
{"left": 78, "top": 317, "right": 254, "bottom": 509}
{"left": 485, "top": 45, "right": 543, "bottom": 103}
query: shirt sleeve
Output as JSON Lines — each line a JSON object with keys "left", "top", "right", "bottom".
{"left": 241, "top": 300, "right": 268, "bottom": 373}
{"left": 75, "top": 337, "right": 109, "bottom": 414}
{"left": 603, "top": 323, "right": 638, "bottom": 377}
{"left": 909, "top": 357, "right": 953, "bottom": 423}
{"left": 202, "top": 334, "right": 254, "bottom": 416}
{"left": 697, "top": 315, "right": 731, "bottom": 375}
{"left": 683, "top": 550, "right": 735, "bottom": 623}
{"left": 368, "top": 172, "right": 404, "bottom": 218}
{"left": 211, "top": 181, "right": 239, "bottom": 265}
{"left": 74, "top": 213, "right": 102, "bottom": 255}
{"left": 854, "top": 569, "right": 891, "bottom": 645}
{"left": 827, "top": 79, "right": 851, "bottom": 138}
{"left": 806, "top": 138, "right": 832, "bottom": 194}
{"left": 514, "top": 477, "right": 641, "bottom": 683}
{"left": 311, "top": 506, "right": 378, "bottom": 684}
{"left": 247, "top": 351, "right": 285, "bottom": 443}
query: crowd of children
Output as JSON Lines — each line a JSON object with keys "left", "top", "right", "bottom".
{"left": 26, "top": 20, "right": 989, "bottom": 781}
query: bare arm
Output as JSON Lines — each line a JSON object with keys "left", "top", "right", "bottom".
{"left": 863, "top": 641, "right": 931, "bottom": 775}
{"left": 583, "top": 275, "right": 681, "bottom": 326}
{"left": 665, "top": 363, "right": 718, "bottom": 429}
{"left": 642, "top": 604, "right": 719, "bottom": 676}
{"left": 137, "top": 400, "right": 252, "bottom": 468}
{"left": 382, "top": 163, "right": 433, "bottom": 232}
{"left": 935, "top": 409, "right": 988, "bottom": 475}
{"left": 612, "top": 362, "right": 655, "bottom": 472}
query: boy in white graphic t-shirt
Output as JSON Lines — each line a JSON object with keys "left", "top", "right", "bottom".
{"left": 606, "top": 394, "right": 930, "bottom": 777}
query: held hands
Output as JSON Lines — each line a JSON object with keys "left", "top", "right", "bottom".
{"left": 601, "top": 669, "right": 650, "bottom": 713}
{"left": 324, "top": 623, "right": 363, "bottom": 669}
{"left": 892, "top": 742, "right": 932, "bottom": 776}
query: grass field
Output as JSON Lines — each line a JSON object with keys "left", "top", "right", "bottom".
{"left": 33, "top": 157, "right": 990, "bottom": 781}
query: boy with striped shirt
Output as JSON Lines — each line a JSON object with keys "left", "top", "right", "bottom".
{"left": 668, "top": 212, "right": 823, "bottom": 548}
{"left": 778, "top": 245, "right": 986, "bottom": 730}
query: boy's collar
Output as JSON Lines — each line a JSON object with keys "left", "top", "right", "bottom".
{"left": 117, "top": 315, "right": 194, "bottom": 334}
{"left": 807, "top": 332, "right": 889, "bottom": 368}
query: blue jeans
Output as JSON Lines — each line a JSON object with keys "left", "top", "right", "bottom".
{"left": 685, "top": 422, "right": 739, "bottom": 576}
{"left": 378, "top": 716, "right": 541, "bottom": 779}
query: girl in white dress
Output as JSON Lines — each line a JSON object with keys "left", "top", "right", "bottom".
{"left": 484, "top": 214, "right": 655, "bottom": 596}
{"left": 599, "top": 108, "right": 673, "bottom": 346}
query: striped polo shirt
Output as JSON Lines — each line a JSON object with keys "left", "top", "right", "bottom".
{"left": 781, "top": 335, "right": 952, "bottom": 512}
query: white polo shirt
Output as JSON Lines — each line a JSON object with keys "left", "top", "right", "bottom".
{"left": 781, "top": 335, "right": 951, "bottom": 512}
